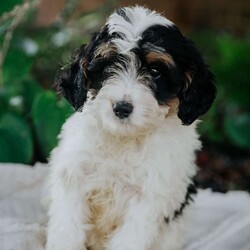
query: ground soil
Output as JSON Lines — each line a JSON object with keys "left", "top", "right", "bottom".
{"left": 196, "top": 142, "right": 250, "bottom": 193}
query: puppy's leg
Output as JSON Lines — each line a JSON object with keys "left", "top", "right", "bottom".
{"left": 107, "top": 198, "right": 162, "bottom": 250}
{"left": 151, "top": 218, "right": 187, "bottom": 250}
{"left": 46, "top": 168, "right": 91, "bottom": 250}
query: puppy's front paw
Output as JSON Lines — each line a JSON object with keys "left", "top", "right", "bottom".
{"left": 46, "top": 227, "right": 86, "bottom": 250}
{"left": 46, "top": 241, "right": 86, "bottom": 250}
{"left": 108, "top": 236, "right": 144, "bottom": 250}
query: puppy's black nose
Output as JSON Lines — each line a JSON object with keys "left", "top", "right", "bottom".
{"left": 113, "top": 101, "right": 133, "bottom": 119}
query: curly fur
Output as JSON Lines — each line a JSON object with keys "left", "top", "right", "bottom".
{"left": 46, "top": 6, "right": 216, "bottom": 250}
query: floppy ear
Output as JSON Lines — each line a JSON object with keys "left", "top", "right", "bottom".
{"left": 177, "top": 39, "right": 216, "bottom": 125}
{"left": 55, "top": 44, "right": 88, "bottom": 111}
{"left": 54, "top": 26, "right": 112, "bottom": 110}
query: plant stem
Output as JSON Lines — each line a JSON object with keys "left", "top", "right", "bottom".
{"left": 0, "top": 0, "right": 39, "bottom": 87}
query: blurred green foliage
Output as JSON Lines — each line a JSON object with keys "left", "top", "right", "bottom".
{"left": 192, "top": 32, "right": 250, "bottom": 150}
{"left": 0, "top": 1, "right": 249, "bottom": 164}
{"left": 0, "top": 0, "right": 108, "bottom": 163}
{"left": 32, "top": 91, "right": 73, "bottom": 158}
{"left": 0, "top": 0, "right": 22, "bottom": 15}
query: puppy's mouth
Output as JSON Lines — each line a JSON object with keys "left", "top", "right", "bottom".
{"left": 100, "top": 108, "right": 165, "bottom": 138}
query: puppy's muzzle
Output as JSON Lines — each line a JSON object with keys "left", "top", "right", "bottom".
{"left": 113, "top": 101, "right": 134, "bottom": 119}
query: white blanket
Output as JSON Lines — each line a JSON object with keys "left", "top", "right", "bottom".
{"left": 0, "top": 163, "right": 250, "bottom": 250}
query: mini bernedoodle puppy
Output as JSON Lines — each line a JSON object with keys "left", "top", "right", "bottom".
{"left": 46, "top": 6, "right": 216, "bottom": 250}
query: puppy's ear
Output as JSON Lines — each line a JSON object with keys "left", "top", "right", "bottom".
{"left": 178, "top": 39, "right": 216, "bottom": 125}
{"left": 55, "top": 44, "right": 88, "bottom": 110}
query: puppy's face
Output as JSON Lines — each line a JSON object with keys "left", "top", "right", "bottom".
{"left": 57, "top": 7, "right": 216, "bottom": 136}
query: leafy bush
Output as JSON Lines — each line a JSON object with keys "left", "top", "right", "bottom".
{"left": 0, "top": 0, "right": 109, "bottom": 163}
{"left": 192, "top": 32, "right": 250, "bottom": 150}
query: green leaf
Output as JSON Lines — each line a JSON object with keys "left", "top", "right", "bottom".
{"left": 32, "top": 91, "right": 73, "bottom": 159}
{"left": 0, "top": 0, "right": 23, "bottom": 15}
{"left": 214, "top": 37, "right": 250, "bottom": 109}
{"left": 0, "top": 128, "right": 18, "bottom": 162}
{"left": 21, "top": 79, "right": 42, "bottom": 111}
{"left": 57, "top": 96, "right": 74, "bottom": 116}
{"left": 0, "top": 91, "right": 9, "bottom": 117}
{"left": 224, "top": 112, "right": 250, "bottom": 149}
{"left": 198, "top": 103, "right": 224, "bottom": 143}
{"left": 0, "top": 113, "right": 33, "bottom": 163}
{"left": 0, "top": 77, "right": 42, "bottom": 115}
{"left": 3, "top": 48, "right": 33, "bottom": 84}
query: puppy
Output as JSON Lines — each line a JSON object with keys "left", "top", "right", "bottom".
{"left": 46, "top": 6, "right": 216, "bottom": 250}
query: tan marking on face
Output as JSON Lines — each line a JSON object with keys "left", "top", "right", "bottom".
{"left": 80, "top": 57, "right": 88, "bottom": 78}
{"left": 87, "top": 89, "right": 98, "bottom": 100}
{"left": 145, "top": 51, "right": 175, "bottom": 67}
{"left": 184, "top": 71, "right": 193, "bottom": 90}
{"left": 94, "top": 43, "right": 117, "bottom": 58}
{"left": 167, "top": 97, "right": 180, "bottom": 116}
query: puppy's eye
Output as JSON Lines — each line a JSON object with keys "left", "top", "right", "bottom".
{"left": 149, "top": 66, "right": 161, "bottom": 78}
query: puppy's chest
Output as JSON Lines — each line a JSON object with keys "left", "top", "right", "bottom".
{"left": 83, "top": 139, "right": 145, "bottom": 240}
{"left": 84, "top": 151, "right": 143, "bottom": 217}
{"left": 85, "top": 168, "right": 141, "bottom": 248}
{"left": 83, "top": 136, "right": 147, "bottom": 188}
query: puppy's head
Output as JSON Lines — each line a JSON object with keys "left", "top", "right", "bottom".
{"left": 56, "top": 6, "right": 216, "bottom": 135}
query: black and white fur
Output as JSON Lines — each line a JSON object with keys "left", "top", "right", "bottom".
{"left": 46, "top": 6, "right": 216, "bottom": 250}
